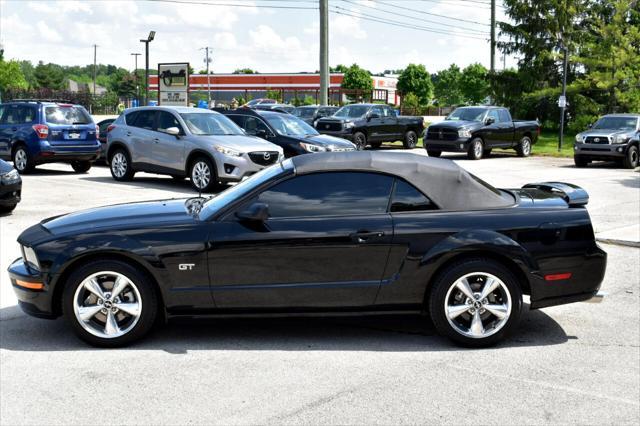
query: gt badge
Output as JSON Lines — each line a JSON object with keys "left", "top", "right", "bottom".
{"left": 179, "top": 264, "right": 195, "bottom": 271}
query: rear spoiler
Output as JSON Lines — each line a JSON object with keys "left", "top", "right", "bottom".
{"left": 522, "top": 182, "right": 589, "bottom": 206}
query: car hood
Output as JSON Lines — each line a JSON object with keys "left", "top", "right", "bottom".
{"left": 429, "top": 120, "right": 481, "bottom": 130}
{"left": 316, "top": 116, "right": 361, "bottom": 124}
{"left": 289, "top": 133, "right": 356, "bottom": 148}
{"left": 0, "top": 159, "right": 15, "bottom": 174}
{"left": 41, "top": 199, "right": 198, "bottom": 236}
{"left": 200, "top": 134, "right": 283, "bottom": 152}
{"left": 578, "top": 129, "right": 636, "bottom": 138}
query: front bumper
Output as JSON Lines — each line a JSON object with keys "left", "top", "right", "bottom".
{"left": 0, "top": 180, "right": 22, "bottom": 206}
{"left": 214, "top": 151, "right": 282, "bottom": 183}
{"left": 574, "top": 142, "right": 626, "bottom": 160}
{"left": 7, "top": 258, "right": 56, "bottom": 319}
{"left": 423, "top": 137, "right": 470, "bottom": 152}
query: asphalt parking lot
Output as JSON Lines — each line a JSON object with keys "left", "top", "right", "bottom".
{"left": 1, "top": 152, "right": 639, "bottom": 425}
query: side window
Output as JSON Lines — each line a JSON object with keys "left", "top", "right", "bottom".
{"left": 3, "top": 105, "right": 22, "bottom": 124}
{"left": 157, "top": 111, "right": 182, "bottom": 133}
{"left": 0, "top": 106, "right": 5, "bottom": 124}
{"left": 131, "top": 111, "right": 156, "bottom": 130}
{"left": 256, "top": 172, "right": 394, "bottom": 218}
{"left": 498, "top": 109, "right": 511, "bottom": 123}
{"left": 244, "top": 116, "right": 271, "bottom": 136}
{"left": 125, "top": 111, "right": 139, "bottom": 126}
{"left": 487, "top": 109, "right": 500, "bottom": 123}
{"left": 226, "top": 115, "right": 245, "bottom": 128}
{"left": 390, "top": 179, "right": 437, "bottom": 212}
{"left": 382, "top": 106, "right": 394, "bottom": 117}
{"left": 21, "top": 106, "right": 36, "bottom": 123}
{"left": 371, "top": 106, "right": 384, "bottom": 118}
{"left": 98, "top": 121, "right": 112, "bottom": 134}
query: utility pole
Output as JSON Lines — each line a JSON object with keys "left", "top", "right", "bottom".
{"left": 131, "top": 53, "right": 141, "bottom": 105}
{"left": 319, "top": 0, "right": 329, "bottom": 105}
{"left": 93, "top": 44, "right": 98, "bottom": 96}
{"left": 140, "top": 31, "right": 155, "bottom": 106}
{"left": 490, "top": 0, "right": 496, "bottom": 73}
{"left": 200, "top": 47, "right": 212, "bottom": 106}
{"left": 558, "top": 45, "right": 569, "bottom": 152}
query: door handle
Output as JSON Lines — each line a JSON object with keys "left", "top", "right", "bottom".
{"left": 154, "top": 138, "right": 160, "bottom": 143}
{"left": 11, "top": 127, "right": 18, "bottom": 131}
{"left": 350, "top": 231, "right": 385, "bottom": 243}
{"left": 126, "top": 132, "right": 132, "bottom": 136}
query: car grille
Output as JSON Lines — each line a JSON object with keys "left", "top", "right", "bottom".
{"left": 318, "top": 122, "right": 343, "bottom": 132}
{"left": 249, "top": 151, "right": 279, "bottom": 166}
{"left": 427, "top": 127, "right": 458, "bottom": 141}
{"left": 584, "top": 136, "right": 610, "bottom": 144}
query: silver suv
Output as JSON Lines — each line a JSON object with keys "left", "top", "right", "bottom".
{"left": 107, "top": 106, "right": 283, "bottom": 191}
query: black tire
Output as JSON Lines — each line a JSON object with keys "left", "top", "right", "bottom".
{"left": 189, "top": 156, "right": 218, "bottom": 193}
{"left": 370, "top": 141, "right": 383, "bottom": 149}
{"left": 71, "top": 160, "right": 92, "bottom": 173}
{"left": 62, "top": 259, "right": 159, "bottom": 347}
{"left": 12, "top": 145, "right": 35, "bottom": 174}
{"left": 429, "top": 258, "right": 523, "bottom": 347}
{"left": 426, "top": 149, "right": 442, "bottom": 158}
{"left": 353, "top": 132, "right": 367, "bottom": 150}
{"left": 515, "top": 136, "right": 532, "bottom": 157}
{"left": 403, "top": 130, "right": 418, "bottom": 149}
{"left": 0, "top": 204, "right": 17, "bottom": 214}
{"left": 467, "top": 138, "right": 484, "bottom": 160}
{"left": 622, "top": 145, "right": 639, "bottom": 169}
{"left": 574, "top": 155, "right": 589, "bottom": 168}
{"left": 483, "top": 148, "right": 492, "bottom": 157}
{"left": 109, "top": 148, "right": 135, "bottom": 181}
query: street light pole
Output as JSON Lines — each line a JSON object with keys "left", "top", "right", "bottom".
{"left": 200, "top": 47, "right": 212, "bottom": 106}
{"left": 559, "top": 45, "right": 568, "bottom": 152}
{"left": 319, "top": 0, "right": 329, "bottom": 105}
{"left": 131, "top": 53, "right": 141, "bottom": 106}
{"left": 139, "top": 31, "right": 155, "bottom": 106}
{"left": 92, "top": 44, "right": 98, "bottom": 97}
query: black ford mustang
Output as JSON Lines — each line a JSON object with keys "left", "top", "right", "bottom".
{"left": 8, "top": 152, "right": 606, "bottom": 347}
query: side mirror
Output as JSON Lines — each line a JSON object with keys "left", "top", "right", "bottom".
{"left": 484, "top": 117, "right": 495, "bottom": 125}
{"left": 164, "top": 127, "right": 181, "bottom": 137}
{"left": 236, "top": 202, "right": 269, "bottom": 222}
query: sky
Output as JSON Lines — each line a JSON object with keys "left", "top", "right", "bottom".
{"left": 0, "top": 0, "right": 516, "bottom": 74}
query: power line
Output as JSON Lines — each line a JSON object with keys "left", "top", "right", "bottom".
{"left": 374, "top": 0, "right": 492, "bottom": 26}
{"left": 145, "top": 0, "right": 317, "bottom": 10}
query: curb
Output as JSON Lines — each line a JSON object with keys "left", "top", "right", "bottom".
{"left": 596, "top": 238, "right": 640, "bottom": 248}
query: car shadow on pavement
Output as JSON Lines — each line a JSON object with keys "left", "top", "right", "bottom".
{"left": 79, "top": 175, "right": 226, "bottom": 195}
{"left": 0, "top": 305, "right": 570, "bottom": 353}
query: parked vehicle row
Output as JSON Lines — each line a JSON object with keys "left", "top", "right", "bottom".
{"left": 0, "top": 158, "right": 21, "bottom": 213}
{"left": 292, "top": 105, "right": 339, "bottom": 126}
{"left": 573, "top": 113, "right": 639, "bottom": 169}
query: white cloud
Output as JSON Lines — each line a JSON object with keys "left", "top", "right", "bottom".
{"left": 36, "top": 20, "right": 63, "bottom": 43}
{"left": 332, "top": 15, "right": 367, "bottom": 40}
{"left": 213, "top": 32, "right": 237, "bottom": 49}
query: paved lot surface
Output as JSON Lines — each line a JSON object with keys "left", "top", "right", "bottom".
{"left": 1, "top": 153, "right": 639, "bottom": 424}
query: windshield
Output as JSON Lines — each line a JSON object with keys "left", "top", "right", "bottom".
{"left": 45, "top": 106, "right": 92, "bottom": 125}
{"left": 334, "top": 105, "right": 370, "bottom": 118}
{"left": 264, "top": 113, "right": 319, "bottom": 136}
{"left": 199, "top": 160, "right": 293, "bottom": 219}
{"left": 293, "top": 107, "right": 316, "bottom": 118}
{"left": 593, "top": 116, "right": 638, "bottom": 130}
{"left": 180, "top": 113, "right": 245, "bottom": 135}
{"left": 446, "top": 108, "right": 487, "bottom": 122}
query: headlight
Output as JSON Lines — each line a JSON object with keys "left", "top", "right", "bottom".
{"left": 458, "top": 129, "right": 472, "bottom": 138}
{"left": 344, "top": 122, "right": 355, "bottom": 129}
{"left": 214, "top": 146, "right": 242, "bottom": 157}
{"left": 613, "top": 135, "right": 628, "bottom": 144}
{"left": 300, "top": 142, "right": 327, "bottom": 153}
{"left": 575, "top": 134, "right": 583, "bottom": 143}
{"left": 22, "top": 246, "right": 40, "bottom": 272}
{"left": 1, "top": 169, "right": 20, "bottom": 184}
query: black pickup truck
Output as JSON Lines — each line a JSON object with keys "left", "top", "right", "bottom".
{"left": 424, "top": 106, "right": 540, "bottom": 160}
{"left": 315, "top": 103, "right": 425, "bottom": 150}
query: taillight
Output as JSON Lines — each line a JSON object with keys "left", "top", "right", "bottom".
{"left": 537, "top": 127, "right": 541, "bottom": 135}
{"left": 95, "top": 124, "right": 100, "bottom": 138}
{"left": 107, "top": 124, "right": 116, "bottom": 133}
{"left": 32, "top": 124, "right": 49, "bottom": 139}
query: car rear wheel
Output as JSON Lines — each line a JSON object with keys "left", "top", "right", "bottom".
{"left": 516, "top": 136, "right": 532, "bottom": 157}
{"left": 427, "top": 149, "right": 442, "bottom": 157}
{"left": 574, "top": 155, "right": 589, "bottom": 168}
{"left": 403, "top": 130, "right": 418, "bottom": 149}
{"left": 71, "top": 160, "right": 92, "bottom": 173}
{"left": 110, "top": 149, "right": 135, "bottom": 181}
{"left": 429, "top": 258, "right": 523, "bottom": 347}
{"left": 353, "top": 132, "right": 367, "bottom": 150}
{"left": 62, "top": 260, "right": 158, "bottom": 347}
{"left": 467, "top": 138, "right": 484, "bottom": 160}
{"left": 622, "top": 145, "right": 639, "bottom": 169}
{"left": 190, "top": 156, "right": 218, "bottom": 193}
{"left": 12, "top": 146, "right": 35, "bottom": 174}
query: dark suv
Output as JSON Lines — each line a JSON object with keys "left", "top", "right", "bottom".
{"left": 0, "top": 100, "right": 100, "bottom": 173}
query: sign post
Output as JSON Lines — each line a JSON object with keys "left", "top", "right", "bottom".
{"left": 157, "top": 62, "right": 189, "bottom": 106}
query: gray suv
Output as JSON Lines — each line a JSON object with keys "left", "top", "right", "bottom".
{"left": 107, "top": 106, "right": 283, "bottom": 192}
{"left": 574, "top": 113, "right": 639, "bottom": 169}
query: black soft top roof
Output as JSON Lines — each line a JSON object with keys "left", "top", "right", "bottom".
{"left": 291, "top": 151, "right": 513, "bottom": 210}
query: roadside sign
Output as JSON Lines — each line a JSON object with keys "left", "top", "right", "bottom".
{"left": 158, "top": 62, "right": 189, "bottom": 106}
{"left": 558, "top": 95, "right": 567, "bottom": 108}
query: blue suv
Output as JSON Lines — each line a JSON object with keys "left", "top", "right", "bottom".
{"left": 0, "top": 100, "right": 101, "bottom": 173}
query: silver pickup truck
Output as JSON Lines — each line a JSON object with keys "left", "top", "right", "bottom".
{"left": 574, "top": 113, "right": 639, "bottom": 169}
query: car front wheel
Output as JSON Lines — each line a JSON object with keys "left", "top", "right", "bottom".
{"left": 110, "top": 149, "right": 135, "bottom": 181}
{"left": 190, "top": 156, "right": 218, "bottom": 192}
{"left": 622, "top": 145, "right": 639, "bottom": 169}
{"left": 403, "top": 130, "right": 418, "bottom": 149}
{"left": 429, "top": 258, "right": 523, "bottom": 347}
{"left": 427, "top": 149, "right": 441, "bottom": 157}
{"left": 353, "top": 132, "right": 367, "bottom": 150}
{"left": 516, "top": 136, "right": 532, "bottom": 157}
{"left": 467, "top": 138, "right": 484, "bottom": 160}
{"left": 62, "top": 260, "right": 158, "bottom": 347}
{"left": 574, "top": 155, "right": 589, "bottom": 168}
{"left": 71, "top": 160, "right": 92, "bottom": 173}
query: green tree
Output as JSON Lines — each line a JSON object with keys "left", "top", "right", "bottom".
{"left": 341, "top": 64, "right": 373, "bottom": 91}
{"left": 233, "top": 68, "right": 257, "bottom": 74}
{"left": 433, "top": 64, "right": 463, "bottom": 106}
{"left": 18, "top": 61, "right": 37, "bottom": 89}
{"left": 265, "top": 88, "right": 282, "bottom": 102}
{"left": 0, "top": 60, "right": 28, "bottom": 91}
{"left": 460, "top": 63, "right": 490, "bottom": 104}
{"left": 330, "top": 64, "right": 349, "bottom": 73}
{"left": 397, "top": 63, "right": 434, "bottom": 106}
{"left": 34, "top": 61, "right": 65, "bottom": 89}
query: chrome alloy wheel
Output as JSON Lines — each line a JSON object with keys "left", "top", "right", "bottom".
{"left": 14, "top": 148, "right": 27, "bottom": 171}
{"left": 73, "top": 271, "right": 142, "bottom": 339}
{"left": 473, "top": 141, "right": 483, "bottom": 159}
{"left": 521, "top": 138, "right": 531, "bottom": 155}
{"left": 191, "top": 161, "right": 211, "bottom": 189}
{"left": 444, "top": 272, "right": 512, "bottom": 339}
{"left": 111, "top": 152, "right": 128, "bottom": 178}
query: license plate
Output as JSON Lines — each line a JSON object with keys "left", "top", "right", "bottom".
{"left": 68, "top": 132, "right": 80, "bottom": 139}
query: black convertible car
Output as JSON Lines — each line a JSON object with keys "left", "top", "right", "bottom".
{"left": 8, "top": 152, "right": 606, "bottom": 347}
